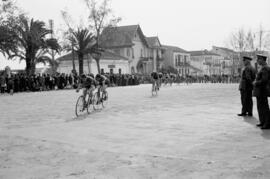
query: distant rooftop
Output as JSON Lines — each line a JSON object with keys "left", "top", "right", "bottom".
{"left": 100, "top": 25, "right": 148, "bottom": 48}
{"left": 189, "top": 50, "right": 220, "bottom": 56}
{"left": 57, "top": 50, "right": 129, "bottom": 62}
{"left": 162, "top": 45, "right": 188, "bottom": 53}
{"left": 212, "top": 46, "right": 236, "bottom": 53}
{"left": 146, "top": 36, "right": 162, "bottom": 48}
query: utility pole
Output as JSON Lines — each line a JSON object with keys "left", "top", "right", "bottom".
{"left": 49, "top": 19, "right": 56, "bottom": 74}
{"left": 49, "top": 20, "right": 55, "bottom": 61}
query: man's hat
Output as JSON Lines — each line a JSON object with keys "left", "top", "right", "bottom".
{"left": 243, "top": 56, "right": 252, "bottom": 61}
{"left": 257, "top": 54, "right": 267, "bottom": 61}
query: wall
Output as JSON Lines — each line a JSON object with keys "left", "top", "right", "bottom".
{"left": 130, "top": 31, "right": 149, "bottom": 73}
{"left": 58, "top": 59, "right": 129, "bottom": 75}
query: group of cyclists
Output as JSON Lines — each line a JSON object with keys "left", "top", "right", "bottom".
{"left": 150, "top": 71, "right": 180, "bottom": 94}
{"left": 76, "top": 73, "right": 109, "bottom": 111}
{"left": 75, "top": 71, "right": 180, "bottom": 115}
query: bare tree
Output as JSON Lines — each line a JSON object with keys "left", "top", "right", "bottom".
{"left": 61, "top": 10, "right": 77, "bottom": 73}
{"left": 245, "top": 30, "right": 255, "bottom": 51}
{"left": 229, "top": 28, "right": 246, "bottom": 52}
{"left": 255, "top": 25, "right": 270, "bottom": 51}
{"left": 83, "top": 0, "right": 121, "bottom": 74}
{"left": 228, "top": 26, "right": 270, "bottom": 52}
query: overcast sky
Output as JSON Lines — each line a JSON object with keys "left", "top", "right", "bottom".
{"left": 1, "top": 0, "right": 270, "bottom": 69}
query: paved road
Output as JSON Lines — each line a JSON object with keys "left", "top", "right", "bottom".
{"left": 1, "top": 84, "right": 270, "bottom": 179}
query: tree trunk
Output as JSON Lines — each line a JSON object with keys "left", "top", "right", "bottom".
{"left": 95, "top": 58, "right": 101, "bottom": 74}
{"left": 30, "top": 61, "right": 35, "bottom": 75}
{"left": 72, "top": 46, "right": 76, "bottom": 74}
{"left": 25, "top": 57, "right": 32, "bottom": 75}
{"left": 78, "top": 53, "right": 84, "bottom": 75}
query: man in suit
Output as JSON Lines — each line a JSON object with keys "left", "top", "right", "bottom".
{"left": 253, "top": 55, "right": 270, "bottom": 129}
{"left": 238, "top": 56, "right": 256, "bottom": 116}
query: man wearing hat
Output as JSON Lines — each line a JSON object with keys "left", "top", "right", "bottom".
{"left": 238, "top": 56, "right": 256, "bottom": 116}
{"left": 253, "top": 54, "right": 270, "bottom": 129}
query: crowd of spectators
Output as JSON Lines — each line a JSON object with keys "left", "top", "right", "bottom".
{"left": 0, "top": 71, "right": 240, "bottom": 95}
{"left": 0, "top": 72, "right": 143, "bottom": 95}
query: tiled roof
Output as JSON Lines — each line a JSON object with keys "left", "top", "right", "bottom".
{"left": 162, "top": 45, "right": 188, "bottom": 53}
{"left": 100, "top": 25, "right": 148, "bottom": 48}
{"left": 212, "top": 46, "right": 235, "bottom": 53}
{"left": 189, "top": 50, "right": 220, "bottom": 56}
{"left": 146, "top": 36, "right": 161, "bottom": 48}
{"left": 56, "top": 50, "right": 128, "bottom": 62}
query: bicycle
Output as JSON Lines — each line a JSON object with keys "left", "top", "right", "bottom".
{"left": 75, "top": 88, "right": 95, "bottom": 117}
{"left": 152, "top": 81, "right": 158, "bottom": 96}
{"left": 93, "top": 86, "right": 109, "bottom": 110}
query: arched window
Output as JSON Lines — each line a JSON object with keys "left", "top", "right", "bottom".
{"left": 131, "top": 66, "right": 135, "bottom": 74}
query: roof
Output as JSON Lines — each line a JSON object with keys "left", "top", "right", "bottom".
{"left": 212, "top": 46, "right": 235, "bottom": 53}
{"left": 162, "top": 45, "right": 188, "bottom": 53}
{"left": 100, "top": 25, "right": 149, "bottom": 48}
{"left": 188, "top": 64, "right": 203, "bottom": 73}
{"left": 146, "top": 36, "right": 162, "bottom": 48}
{"left": 56, "top": 50, "right": 129, "bottom": 62}
{"left": 189, "top": 50, "right": 220, "bottom": 56}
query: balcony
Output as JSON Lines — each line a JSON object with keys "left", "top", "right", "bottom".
{"left": 176, "top": 62, "right": 190, "bottom": 67}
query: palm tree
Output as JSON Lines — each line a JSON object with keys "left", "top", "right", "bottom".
{"left": 68, "top": 28, "right": 96, "bottom": 75}
{"left": 0, "top": 16, "right": 60, "bottom": 75}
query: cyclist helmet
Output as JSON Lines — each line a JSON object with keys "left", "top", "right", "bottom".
{"left": 81, "top": 74, "right": 86, "bottom": 78}
{"left": 95, "top": 74, "right": 101, "bottom": 79}
{"left": 89, "top": 73, "right": 94, "bottom": 78}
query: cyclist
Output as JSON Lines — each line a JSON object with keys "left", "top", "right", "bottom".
{"left": 76, "top": 73, "right": 97, "bottom": 109}
{"left": 150, "top": 71, "right": 159, "bottom": 92}
{"left": 169, "top": 73, "right": 176, "bottom": 86}
{"left": 158, "top": 72, "right": 163, "bottom": 89}
{"left": 95, "top": 74, "right": 109, "bottom": 102}
{"left": 164, "top": 73, "right": 170, "bottom": 86}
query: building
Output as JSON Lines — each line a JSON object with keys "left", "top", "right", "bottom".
{"left": 212, "top": 46, "right": 270, "bottom": 75}
{"left": 57, "top": 51, "right": 129, "bottom": 75}
{"left": 162, "top": 45, "right": 201, "bottom": 76}
{"left": 189, "top": 50, "right": 224, "bottom": 76}
{"left": 145, "top": 36, "right": 164, "bottom": 72}
{"left": 211, "top": 46, "right": 240, "bottom": 75}
{"left": 100, "top": 25, "right": 163, "bottom": 74}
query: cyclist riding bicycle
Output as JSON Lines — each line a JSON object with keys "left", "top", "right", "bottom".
{"left": 158, "top": 72, "right": 163, "bottom": 88}
{"left": 76, "top": 73, "right": 97, "bottom": 108}
{"left": 95, "top": 74, "right": 109, "bottom": 101}
{"left": 151, "top": 71, "right": 159, "bottom": 91}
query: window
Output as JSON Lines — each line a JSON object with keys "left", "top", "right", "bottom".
{"left": 126, "top": 48, "right": 130, "bottom": 57}
{"left": 132, "top": 48, "right": 134, "bottom": 59}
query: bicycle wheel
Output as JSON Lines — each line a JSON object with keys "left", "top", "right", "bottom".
{"left": 101, "top": 91, "right": 108, "bottom": 108}
{"left": 93, "top": 92, "right": 102, "bottom": 110}
{"left": 75, "top": 96, "right": 86, "bottom": 117}
{"left": 152, "top": 86, "right": 158, "bottom": 96}
{"left": 86, "top": 94, "right": 94, "bottom": 114}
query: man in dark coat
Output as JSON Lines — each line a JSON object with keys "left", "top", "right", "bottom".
{"left": 238, "top": 56, "right": 256, "bottom": 116}
{"left": 253, "top": 55, "right": 270, "bottom": 129}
